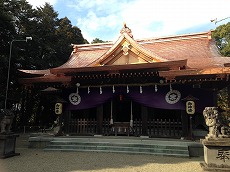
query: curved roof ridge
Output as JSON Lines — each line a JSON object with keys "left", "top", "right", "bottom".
{"left": 137, "top": 31, "right": 211, "bottom": 43}
{"left": 72, "top": 42, "right": 113, "bottom": 51}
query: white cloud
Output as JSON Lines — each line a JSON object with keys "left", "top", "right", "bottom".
{"left": 27, "top": 0, "right": 57, "bottom": 8}
{"left": 72, "top": 0, "right": 230, "bottom": 42}
{"left": 77, "top": 11, "right": 121, "bottom": 42}
{"left": 26, "top": 0, "right": 230, "bottom": 42}
{"left": 121, "top": 0, "right": 230, "bottom": 38}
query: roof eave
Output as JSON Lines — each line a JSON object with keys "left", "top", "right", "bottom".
{"left": 50, "top": 59, "right": 188, "bottom": 75}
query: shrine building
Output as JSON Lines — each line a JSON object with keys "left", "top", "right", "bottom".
{"left": 19, "top": 24, "right": 230, "bottom": 138}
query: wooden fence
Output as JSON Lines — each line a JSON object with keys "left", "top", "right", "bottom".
{"left": 66, "top": 118, "right": 182, "bottom": 138}
{"left": 148, "top": 118, "right": 182, "bottom": 137}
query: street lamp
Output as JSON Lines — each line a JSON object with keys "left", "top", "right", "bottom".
{"left": 4, "top": 37, "right": 32, "bottom": 110}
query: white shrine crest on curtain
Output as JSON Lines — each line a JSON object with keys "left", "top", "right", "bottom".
{"left": 69, "top": 93, "right": 81, "bottom": 105}
{"left": 165, "top": 90, "right": 181, "bottom": 104}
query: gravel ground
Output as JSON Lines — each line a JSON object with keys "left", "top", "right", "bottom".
{"left": 0, "top": 134, "right": 204, "bottom": 172}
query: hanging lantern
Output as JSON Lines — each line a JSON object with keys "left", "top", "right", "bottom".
{"left": 55, "top": 103, "right": 62, "bottom": 115}
{"left": 182, "top": 95, "right": 199, "bottom": 115}
{"left": 186, "top": 101, "right": 195, "bottom": 115}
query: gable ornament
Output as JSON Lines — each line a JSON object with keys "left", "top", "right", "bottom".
{"left": 122, "top": 41, "right": 130, "bottom": 55}
{"left": 120, "top": 22, "right": 133, "bottom": 38}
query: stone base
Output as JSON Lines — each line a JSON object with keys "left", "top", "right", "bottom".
{"left": 0, "top": 134, "right": 20, "bottom": 159}
{"left": 201, "top": 138, "right": 230, "bottom": 171}
{"left": 200, "top": 162, "right": 230, "bottom": 171}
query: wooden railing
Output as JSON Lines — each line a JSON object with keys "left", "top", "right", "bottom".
{"left": 149, "top": 118, "right": 182, "bottom": 137}
{"left": 68, "top": 118, "right": 97, "bottom": 134}
{"left": 67, "top": 118, "right": 182, "bottom": 138}
{"left": 67, "top": 118, "right": 110, "bottom": 135}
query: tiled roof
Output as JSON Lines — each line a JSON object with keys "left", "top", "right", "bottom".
{"left": 18, "top": 28, "right": 230, "bottom": 80}
{"left": 59, "top": 49, "right": 107, "bottom": 68}
{"left": 57, "top": 31, "right": 229, "bottom": 70}
{"left": 139, "top": 33, "right": 223, "bottom": 69}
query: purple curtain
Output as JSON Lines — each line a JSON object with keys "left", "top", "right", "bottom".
{"left": 65, "top": 85, "right": 214, "bottom": 113}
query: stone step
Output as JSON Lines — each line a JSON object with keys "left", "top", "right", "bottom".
{"left": 45, "top": 145, "right": 189, "bottom": 155}
{"left": 44, "top": 139, "right": 189, "bottom": 157}
{"left": 44, "top": 148, "right": 189, "bottom": 157}
{"left": 48, "top": 140, "right": 188, "bottom": 150}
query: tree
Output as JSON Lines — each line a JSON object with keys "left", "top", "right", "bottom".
{"left": 55, "top": 17, "right": 85, "bottom": 65}
{"left": 212, "top": 22, "right": 230, "bottom": 57}
{"left": 91, "top": 38, "right": 107, "bottom": 44}
{"left": 0, "top": 0, "right": 17, "bottom": 106}
{"left": 29, "top": 2, "right": 60, "bottom": 69}
{"left": 0, "top": 0, "right": 87, "bottom": 128}
{"left": 217, "top": 87, "right": 230, "bottom": 126}
{"left": 0, "top": 0, "right": 15, "bottom": 57}
{"left": 214, "top": 23, "right": 230, "bottom": 127}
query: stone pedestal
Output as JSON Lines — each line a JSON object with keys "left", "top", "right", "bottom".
{"left": 0, "top": 134, "right": 20, "bottom": 159}
{"left": 200, "top": 138, "right": 230, "bottom": 171}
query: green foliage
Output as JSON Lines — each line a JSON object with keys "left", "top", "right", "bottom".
{"left": 55, "top": 17, "right": 85, "bottom": 65}
{"left": 0, "top": 0, "right": 87, "bottom": 127}
{"left": 1, "top": 1, "right": 87, "bottom": 71}
{"left": 91, "top": 38, "right": 107, "bottom": 44}
{"left": 217, "top": 87, "right": 230, "bottom": 126}
{"left": 212, "top": 22, "right": 230, "bottom": 57}
{"left": 0, "top": 0, "right": 15, "bottom": 53}
{"left": 0, "top": 0, "right": 16, "bottom": 106}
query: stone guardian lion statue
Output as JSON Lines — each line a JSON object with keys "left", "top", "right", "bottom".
{"left": 203, "top": 107, "right": 219, "bottom": 139}
{"left": 0, "top": 109, "right": 15, "bottom": 134}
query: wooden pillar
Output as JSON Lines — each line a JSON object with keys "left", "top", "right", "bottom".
{"left": 181, "top": 110, "right": 189, "bottom": 138}
{"left": 141, "top": 105, "right": 148, "bottom": 136}
{"left": 63, "top": 110, "right": 71, "bottom": 134}
{"left": 212, "top": 90, "right": 218, "bottom": 107}
{"left": 97, "top": 105, "right": 103, "bottom": 134}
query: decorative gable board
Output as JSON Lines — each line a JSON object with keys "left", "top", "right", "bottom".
{"left": 95, "top": 34, "right": 167, "bottom": 66}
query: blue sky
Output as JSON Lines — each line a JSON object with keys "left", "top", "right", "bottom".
{"left": 27, "top": 0, "right": 230, "bottom": 43}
